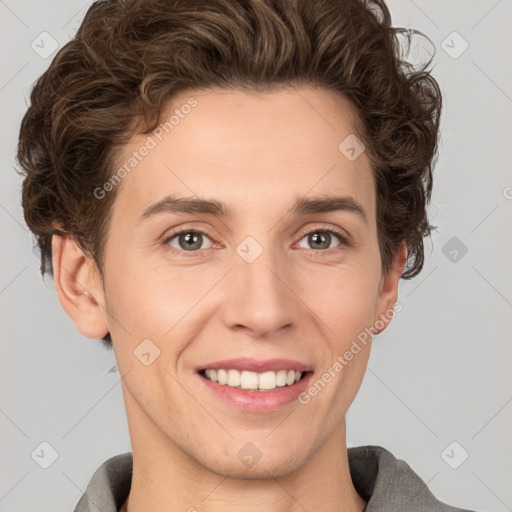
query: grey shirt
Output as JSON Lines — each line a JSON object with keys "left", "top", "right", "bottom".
{"left": 73, "top": 445, "right": 477, "bottom": 512}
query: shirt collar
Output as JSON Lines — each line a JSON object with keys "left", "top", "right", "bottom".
{"left": 73, "top": 445, "right": 470, "bottom": 512}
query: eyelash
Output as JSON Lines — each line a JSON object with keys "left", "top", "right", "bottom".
{"left": 162, "top": 225, "right": 350, "bottom": 258}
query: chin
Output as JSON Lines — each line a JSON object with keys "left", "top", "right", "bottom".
{"left": 202, "top": 451, "right": 305, "bottom": 480}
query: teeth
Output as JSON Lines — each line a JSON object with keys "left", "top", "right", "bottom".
{"left": 203, "top": 369, "right": 304, "bottom": 391}
{"left": 241, "top": 370, "right": 258, "bottom": 390}
{"left": 276, "top": 370, "right": 287, "bottom": 387}
{"left": 227, "top": 369, "right": 240, "bottom": 387}
{"left": 217, "top": 369, "right": 227, "bottom": 385}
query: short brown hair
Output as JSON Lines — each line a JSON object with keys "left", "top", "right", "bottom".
{"left": 17, "top": 0, "right": 442, "bottom": 345}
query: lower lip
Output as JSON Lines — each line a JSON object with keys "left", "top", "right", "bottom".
{"left": 197, "top": 371, "right": 314, "bottom": 412}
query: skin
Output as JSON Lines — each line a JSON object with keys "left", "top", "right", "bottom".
{"left": 52, "top": 85, "right": 406, "bottom": 512}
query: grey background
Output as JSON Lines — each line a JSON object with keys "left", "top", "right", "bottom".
{"left": 1, "top": 1, "right": 511, "bottom": 511}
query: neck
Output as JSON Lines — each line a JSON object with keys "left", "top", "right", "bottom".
{"left": 122, "top": 396, "right": 366, "bottom": 512}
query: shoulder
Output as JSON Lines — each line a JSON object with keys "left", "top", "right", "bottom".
{"left": 348, "top": 445, "right": 479, "bottom": 512}
{"left": 72, "top": 452, "right": 132, "bottom": 512}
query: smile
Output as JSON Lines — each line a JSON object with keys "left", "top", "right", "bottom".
{"left": 197, "top": 369, "right": 314, "bottom": 412}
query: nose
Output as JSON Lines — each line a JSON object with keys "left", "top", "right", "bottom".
{"left": 221, "top": 244, "right": 298, "bottom": 338}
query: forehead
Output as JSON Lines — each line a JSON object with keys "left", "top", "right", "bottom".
{"left": 109, "top": 86, "right": 375, "bottom": 226}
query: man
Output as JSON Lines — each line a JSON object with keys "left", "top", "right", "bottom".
{"left": 17, "top": 0, "right": 478, "bottom": 510}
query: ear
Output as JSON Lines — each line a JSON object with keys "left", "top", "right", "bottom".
{"left": 372, "top": 242, "right": 407, "bottom": 335}
{"left": 51, "top": 234, "right": 109, "bottom": 339}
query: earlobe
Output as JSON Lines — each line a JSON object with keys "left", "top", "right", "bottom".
{"left": 373, "top": 243, "right": 407, "bottom": 334}
{"left": 52, "top": 234, "right": 109, "bottom": 339}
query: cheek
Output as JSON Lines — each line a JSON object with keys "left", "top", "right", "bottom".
{"left": 308, "top": 263, "right": 379, "bottom": 392}
{"left": 103, "top": 261, "right": 184, "bottom": 346}
{"left": 306, "top": 261, "right": 380, "bottom": 329}
{"left": 316, "top": 276, "right": 376, "bottom": 408}
{"left": 106, "top": 262, "right": 218, "bottom": 367}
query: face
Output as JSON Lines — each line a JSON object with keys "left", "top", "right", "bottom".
{"left": 82, "top": 86, "right": 403, "bottom": 477}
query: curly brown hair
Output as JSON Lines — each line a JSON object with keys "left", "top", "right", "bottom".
{"left": 17, "top": 0, "right": 441, "bottom": 346}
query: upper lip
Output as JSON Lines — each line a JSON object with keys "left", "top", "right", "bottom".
{"left": 196, "top": 358, "right": 313, "bottom": 373}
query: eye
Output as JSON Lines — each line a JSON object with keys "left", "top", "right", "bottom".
{"left": 296, "top": 227, "right": 348, "bottom": 251}
{"left": 164, "top": 229, "right": 214, "bottom": 254}
{"left": 163, "top": 225, "right": 349, "bottom": 258}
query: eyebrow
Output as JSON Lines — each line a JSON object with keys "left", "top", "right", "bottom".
{"left": 137, "top": 194, "right": 368, "bottom": 225}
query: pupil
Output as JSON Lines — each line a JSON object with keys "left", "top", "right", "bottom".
{"left": 180, "top": 232, "right": 201, "bottom": 250}
{"left": 310, "top": 232, "right": 329, "bottom": 250}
